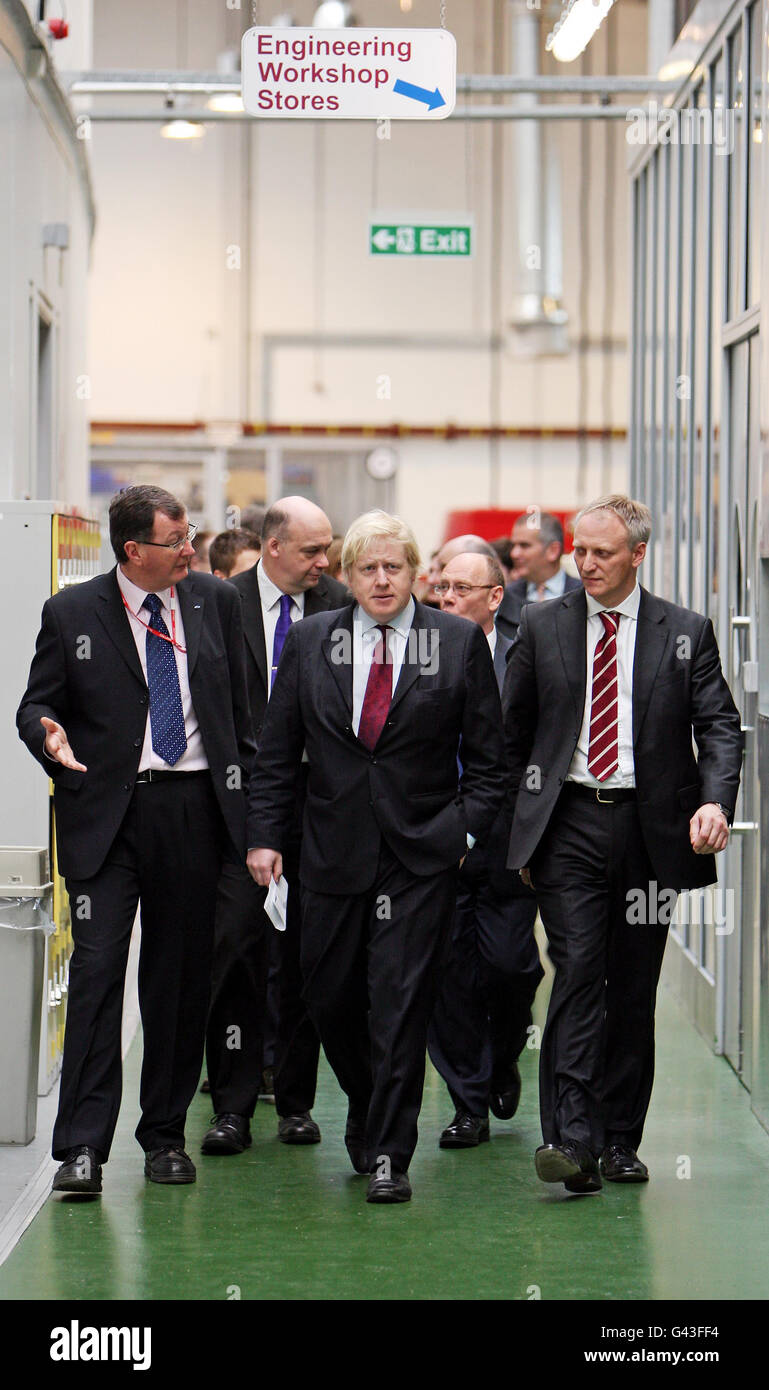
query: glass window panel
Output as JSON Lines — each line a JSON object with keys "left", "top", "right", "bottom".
{"left": 711, "top": 53, "right": 726, "bottom": 608}
{"left": 728, "top": 24, "right": 745, "bottom": 319}
{"left": 658, "top": 146, "right": 671, "bottom": 593}
{"left": 678, "top": 124, "right": 693, "bottom": 606}
{"left": 692, "top": 84, "right": 710, "bottom": 618}
{"left": 748, "top": 1, "right": 762, "bottom": 307}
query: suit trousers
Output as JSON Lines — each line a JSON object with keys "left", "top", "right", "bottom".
{"left": 428, "top": 860, "right": 543, "bottom": 1117}
{"left": 300, "top": 839, "right": 457, "bottom": 1174}
{"left": 530, "top": 789, "right": 670, "bottom": 1155}
{"left": 53, "top": 775, "right": 224, "bottom": 1161}
{"left": 206, "top": 861, "right": 269, "bottom": 1119}
{"left": 271, "top": 831, "right": 321, "bottom": 1116}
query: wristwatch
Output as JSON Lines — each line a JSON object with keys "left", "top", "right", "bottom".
{"left": 714, "top": 803, "right": 732, "bottom": 824}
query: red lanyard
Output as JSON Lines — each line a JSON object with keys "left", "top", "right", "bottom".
{"left": 121, "top": 587, "right": 187, "bottom": 654}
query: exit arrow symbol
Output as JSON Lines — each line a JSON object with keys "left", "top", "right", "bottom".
{"left": 393, "top": 78, "right": 446, "bottom": 111}
{"left": 372, "top": 228, "right": 396, "bottom": 250}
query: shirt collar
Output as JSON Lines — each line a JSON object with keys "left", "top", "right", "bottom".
{"left": 586, "top": 582, "right": 641, "bottom": 622}
{"left": 487, "top": 626, "right": 497, "bottom": 656}
{"left": 117, "top": 565, "right": 172, "bottom": 616}
{"left": 355, "top": 596, "right": 415, "bottom": 637}
{"left": 526, "top": 569, "right": 566, "bottom": 602}
{"left": 257, "top": 559, "right": 305, "bottom": 614}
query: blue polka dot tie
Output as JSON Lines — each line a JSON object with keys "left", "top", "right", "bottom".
{"left": 143, "top": 593, "right": 187, "bottom": 766}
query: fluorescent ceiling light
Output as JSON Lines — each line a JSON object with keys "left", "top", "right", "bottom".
{"left": 312, "top": 2, "right": 353, "bottom": 26}
{"left": 160, "top": 119, "right": 206, "bottom": 140}
{"left": 207, "top": 93, "right": 244, "bottom": 112}
{"left": 546, "top": 0, "right": 617, "bottom": 65}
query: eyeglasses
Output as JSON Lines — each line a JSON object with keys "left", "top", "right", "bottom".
{"left": 137, "top": 523, "right": 198, "bottom": 552}
{"left": 433, "top": 581, "right": 497, "bottom": 598}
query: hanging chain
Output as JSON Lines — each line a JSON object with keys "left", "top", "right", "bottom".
{"left": 252, "top": 0, "right": 260, "bottom": 26}
{"left": 440, "top": 0, "right": 447, "bottom": 28}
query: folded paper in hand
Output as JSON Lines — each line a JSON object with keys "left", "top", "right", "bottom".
{"left": 265, "top": 874, "right": 288, "bottom": 932}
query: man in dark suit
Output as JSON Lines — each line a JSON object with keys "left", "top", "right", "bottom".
{"left": 502, "top": 494, "right": 743, "bottom": 1193}
{"left": 17, "top": 486, "right": 255, "bottom": 1193}
{"left": 247, "top": 511, "right": 506, "bottom": 1203}
{"left": 496, "top": 511, "right": 582, "bottom": 642}
{"left": 201, "top": 498, "right": 347, "bottom": 1155}
{"left": 427, "top": 551, "right": 543, "bottom": 1147}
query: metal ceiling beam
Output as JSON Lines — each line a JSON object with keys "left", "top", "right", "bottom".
{"left": 84, "top": 105, "right": 633, "bottom": 122}
{"left": 62, "top": 69, "right": 679, "bottom": 96}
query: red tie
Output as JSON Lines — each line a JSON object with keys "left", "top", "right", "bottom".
{"left": 358, "top": 625, "right": 392, "bottom": 750}
{"left": 587, "top": 611, "right": 620, "bottom": 782}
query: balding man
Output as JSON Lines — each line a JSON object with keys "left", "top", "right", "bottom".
{"left": 496, "top": 513, "right": 582, "bottom": 642}
{"left": 428, "top": 553, "right": 544, "bottom": 1146}
{"left": 202, "top": 498, "right": 347, "bottom": 1156}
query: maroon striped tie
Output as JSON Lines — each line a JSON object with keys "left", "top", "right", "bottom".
{"left": 358, "top": 625, "right": 392, "bottom": 750}
{"left": 587, "top": 611, "right": 620, "bottom": 782}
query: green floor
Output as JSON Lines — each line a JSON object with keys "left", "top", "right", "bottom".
{"left": 2, "top": 985, "right": 769, "bottom": 1302}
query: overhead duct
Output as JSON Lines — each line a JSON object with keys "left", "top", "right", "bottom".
{"left": 507, "top": 5, "right": 568, "bottom": 356}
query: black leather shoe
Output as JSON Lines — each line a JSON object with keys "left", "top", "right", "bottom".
{"left": 535, "top": 1139, "right": 601, "bottom": 1192}
{"left": 439, "top": 1112, "right": 490, "bottom": 1148}
{"left": 600, "top": 1143, "right": 649, "bottom": 1183}
{"left": 144, "top": 1147, "right": 196, "bottom": 1184}
{"left": 199, "top": 1077, "right": 211, "bottom": 1094}
{"left": 277, "top": 1113, "right": 321, "bottom": 1144}
{"left": 344, "top": 1111, "right": 369, "bottom": 1174}
{"left": 366, "top": 1170, "right": 412, "bottom": 1203}
{"left": 490, "top": 1061, "right": 522, "bottom": 1120}
{"left": 52, "top": 1147, "right": 102, "bottom": 1195}
{"left": 201, "top": 1113, "right": 252, "bottom": 1155}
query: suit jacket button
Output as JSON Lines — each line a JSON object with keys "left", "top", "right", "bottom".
{"left": 123, "top": 783, "right": 130, "bottom": 792}
{"left": 371, "top": 757, "right": 377, "bottom": 765}
{"left": 133, "top": 739, "right": 141, "bottom": 747}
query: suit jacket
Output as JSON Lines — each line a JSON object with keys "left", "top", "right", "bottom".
{"left": 17, "top": 568, "right": 256, "bottom": 880}
{"left": 501, "top": 585, "right": 743, "bottom": 891}
{"left": 248, "top": 600, "right": 507, "bottom": 894}
{"left": 496, "top": 573, "right": 582, "bottom": 643}
{"left": 493, "top": 630, "right": 514, "bottom": 694}
{"left": 229, "top": 564, "right": 349, "bottom": 737}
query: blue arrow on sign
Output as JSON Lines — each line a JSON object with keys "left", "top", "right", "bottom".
{"left": 393, "top": 78, "right": 446, "bottom": 112}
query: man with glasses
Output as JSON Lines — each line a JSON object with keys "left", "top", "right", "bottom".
{"left": 17, "top": 485, "right": 255, "bottom": 1194}
{"left": 428, "top": 552, "right": 544, "bottom": 1148}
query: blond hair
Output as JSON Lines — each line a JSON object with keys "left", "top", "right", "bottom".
{"left": 341, "top": 510, "right": 421, "bottom": 576}
{"left": 575, "top": 494, "right": 652, "bottom": 549}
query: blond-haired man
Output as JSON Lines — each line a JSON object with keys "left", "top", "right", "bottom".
{"left": 247, "top": 510, "right": 506, "bottom": 1203}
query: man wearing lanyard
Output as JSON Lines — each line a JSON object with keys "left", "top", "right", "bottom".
{"left": 502, "top": 494, "right": 742, "bottom": 1193}
{"left": 247, "top": 510, "right": 506, "bottom": 1203}
{"left": 17, "top": 485, "right": 254, "bottom": 1194}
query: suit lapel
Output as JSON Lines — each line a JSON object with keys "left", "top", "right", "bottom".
{"left": 556, "top": 587, "right": 588, "bottom": 723}
{"left": 389, "top": 601, "right": 435, "bottom": 715}
{"left": 177, "top": 576, "right": 204, "bottom": 677}
{"left": 632, "top": 588, "right": 670, "bottom": 744}
{"left": 321, "top": 603, "right": 355, "bottom": 714}
{"left": 95, "top": 570, "right": 147, "bottom": 688}
{"left": 241, "top": 564, "right": 269, "bottom": 694}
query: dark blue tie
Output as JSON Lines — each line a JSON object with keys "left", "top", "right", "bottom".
{"left": 143, "top": 593, "right": 187, "bottom": 766}
{"left": 271, "top": 593, "right": 293, "bottom": 690}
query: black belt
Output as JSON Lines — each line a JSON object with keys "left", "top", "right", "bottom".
{"left": 562, "top": 781, "right": 637, "bottom": 805}
{"left": 135, "top": 769, "right": 211, "bottom": 784}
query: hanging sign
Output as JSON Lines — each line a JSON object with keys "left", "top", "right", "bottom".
{"left": 241, "top": 26, "right": 456, "bottom": 120}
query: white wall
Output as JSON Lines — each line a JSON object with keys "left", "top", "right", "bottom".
{"left": 0, "top": 5, "right": 92, "bottom": 508}
{"left": 81, "top": 0, "right": 646, "bottom": 542}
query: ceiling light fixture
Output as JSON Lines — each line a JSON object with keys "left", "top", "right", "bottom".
{"left": 546, "top": 0, "right": 617, "bottom": 65}
{"left": 312, "top": 2, "right": 354, "bottom": 27}
{"left": 206, "top": 93, "right": 244, "bottom": 112}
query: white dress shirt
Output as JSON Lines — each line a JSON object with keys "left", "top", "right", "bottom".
{"left": 116, "top": 567, "right": 207, "bottom": 772}
{"left": 487, "top": 626, "right": 497, "bottom": 658}
{"left": 257, "top": 560, "right": 305, "bottom": 693}
{"left": 352, "top": 598, "right": 414, "bottom": 735}
{"left": 526, "top": 568, "right": 568, "bottom": 603}
{"left": 566, "top": 583, "right": 641, "bottom": 789}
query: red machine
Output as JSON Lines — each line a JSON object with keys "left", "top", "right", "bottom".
{"left": 443, "top": 508, "right": 576, "bottom": 553}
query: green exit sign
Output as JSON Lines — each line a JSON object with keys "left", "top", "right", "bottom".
{"left": 369, "top": 222, "right": 473, "bottom": 257}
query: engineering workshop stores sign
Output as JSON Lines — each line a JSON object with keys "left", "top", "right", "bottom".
{"left": 241, "top": 27, "right": 456, "bottom": 119}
